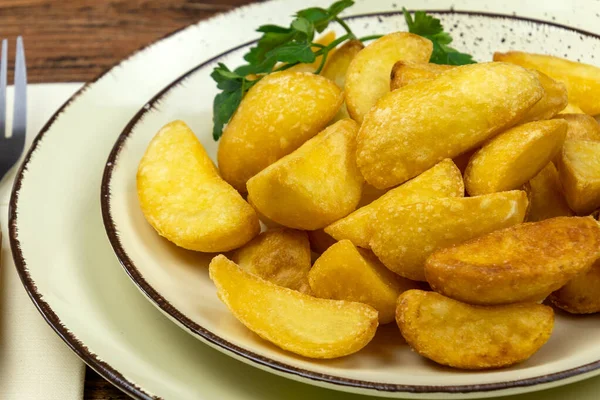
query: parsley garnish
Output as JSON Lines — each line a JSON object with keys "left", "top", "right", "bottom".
{"left": 211, "top": 2, "right": 475, "bottom": 141}
{"left": 402, "top": 8, "right": 476, "bottom": 66}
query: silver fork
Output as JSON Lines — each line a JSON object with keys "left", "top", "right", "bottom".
{"left": 0, "top": 36, "right": 27, "bottom": 181}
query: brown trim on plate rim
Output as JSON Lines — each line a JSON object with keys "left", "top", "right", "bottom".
{"left": 10, "top": 7, "right": 600, "bottom": 400}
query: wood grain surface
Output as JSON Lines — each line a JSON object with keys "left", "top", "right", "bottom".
{"left": 1, "top": 0, "right": 256, "bottom": 83}
{"left": 2, "top": 1, "right": 257, "bottom": 398}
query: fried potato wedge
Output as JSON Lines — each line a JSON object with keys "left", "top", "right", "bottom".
{"left": 321, "top": 40, "right": 364, "bottom": 124}
{"left": 524, "top": 163, "right": 573, "bottom": 222}
{"left": 310, "top": 240, "right": 420, "bottom": 324}
{"left": 307, "top": 229, "right": 337, "bottom": 254}
{"left": 247, "top": 119, "right": 363, "bottom": 230}
{"left": 371, "top": 191, "right": 528, "bottom": 281}
{"left": 548, "top": 259, "right": 600, "bottom": 314}
{"left": 137, "top": 121, "right": 260, "bottom": 252}
{"left": 345, "top": 32, "right": 433, "bottom": 123}
{"left": 520, "top": 71, "right": 568, "bottom": 123}
{"left": 465, "top": 119, "right": 567, "bottom": 196}
{"left": 325, "top": 159, "right": 463, "bottom": 249}
{"left": 494, "top": 51, "right": 600, "bottom": 115}
{"left": 425, "top": 217, "right": 600, "bottom": 305}
{"left": 554, "top": 114, "right": 600, "bottom": 142}
{"left": 218, "top": 71, "right": 343, "bottom": 192}
{"left": 322, "top": 40, "right": 364, "bottom": 88}
{"left": 558, "top": 140, "right": 600, "bottom": 214}
{"left": 396, "top": 290, "right": 554, "bottom": 369}
{"left": 232, "top": 229, "right": 312, "bottom": 294}
{"left": 388, "top": 66, "right": 565, "bottom": 124}
{"left": 389, "top": 61, "right": 453, "bottom": 90}
{"left": 209, "top": 255, "right": 378, "bottom": 358}
{"left": 357, "top": 62, "right": 544, "bottom": 189}
{"left": 559, "top": 103, "right": 586, "bottom": 114}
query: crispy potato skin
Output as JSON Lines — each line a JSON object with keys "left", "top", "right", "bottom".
{"left": 357, "top": 62, "right": 544, "bottom": 189}
{"left": 321, "top": 40, "right": 364, "bottom": 88}
{"left": 370, "top": 191, "right": 528, "bottom": 281}
{"left": 325, "top": 159, "right": 463, "bottom": 249}
{"left": 554, "top": 113, "right": 600, "bottom": 142}
{"left": 310, "top": 240, "right": 420, "bottom": 324}
{"left": 218, "top": 71, "right": 343, "bottom": 192}
{"left": 524, "top": 163, "right": 573, "bottom": 222}
{"left": 425, "top": 217, "right": 600, "bottom": 305}
{"left": 465, "top": 120, "right": 567, "bottom": 196}
{"left": 209, "top": 255, "right": 378, "bottom": 359}
{"left": 137, "top": 120, "right": 259, "bottom": 252}
{"left": 520, "top": 71, "right": 568, "bottom": 123}
{"left": 345, "top": 32, "right": 433, "bottom": 123}
{"left": 549, "top": 259, "right": 600, "bottom": 314}
{"left": 494, "top": 51, "right": 600, "bottom": 115}
{"left": 396, "top": 290, "right": 554, "bottom": 369}
{"left": 232, "top": 229, "right": 312, "bottom": 294}
{"left": 558, "top": 140, "right": 600, "bottom": 214}
{"left": 389, "top": 61, "right": 453, "bottom": 90}
{"left": 247, "top": 119, "right": 363, "bottom": 230}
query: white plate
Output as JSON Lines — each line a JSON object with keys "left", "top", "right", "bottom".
{"left": 10, "top": 0, "right": 600, "bottom": 399}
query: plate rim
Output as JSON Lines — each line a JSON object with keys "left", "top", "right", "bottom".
{"left": 99, "top": 9, "right": 600, "bottom": 396}
{"left": 9, "top": 6, "right": 600, "bottom": 400}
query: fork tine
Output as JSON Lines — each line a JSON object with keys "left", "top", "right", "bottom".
{"left": 0, "top": 39, "right": 7, "bottom": 139}
{"left": 12, "top": 36, "right": 27, "bottom": 140}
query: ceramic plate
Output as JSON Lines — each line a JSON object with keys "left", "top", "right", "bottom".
{"left": 11, "top": 1, "right": 600, "bottom": 399}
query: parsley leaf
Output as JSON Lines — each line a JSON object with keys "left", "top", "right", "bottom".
{"left": 210, "top": 2, "right": 476, "bottom": 140}
{"left": 403, "top": 8, "right": 476, "bottom": 66}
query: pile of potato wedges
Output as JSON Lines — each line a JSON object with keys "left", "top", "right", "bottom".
{"left": 137, "top": 30, "right": 600, "bottom": 369}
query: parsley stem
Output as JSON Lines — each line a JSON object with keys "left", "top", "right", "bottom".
{"left": 335, "top": 17, "right": 355, "bottom": 38}
{"left": 311, "top": 43, "right": 326, "bottom": 49}
{"left": 314, "top": 33, "right": 353, "bottom": 56}
{"left": 358, "top": 34, "right": 383, "bottom": 42}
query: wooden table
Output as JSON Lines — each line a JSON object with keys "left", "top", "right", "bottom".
{"left": 1, "top": 0, "right": 257, "bottom": 398}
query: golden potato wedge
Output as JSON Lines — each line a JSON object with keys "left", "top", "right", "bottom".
{"left": 465, "top": 119, "right": 567, "bottom": 196}
{"left": 325, "top": 159, "right": 463, "bottom": 249}
{"left": 548, "top": 259, "right": 600, "bottom": 314}
{"left": 310, "top": 240, "right": 420, "bottom": 324}
{"left": 396, "top": 290, "right": 554, "bottom": 370}
{"left": 494, "top": 51, "right": 600, "bottom": 115}
{"left": 524, "top": 163, "right": 573, "bottom": 222}
{"left": 232, "top": 229, "right": 312, "bottom": 294}
{"left": 554, "top": 113, "right": 600, "bottom": 142}
{"left": 559, "top": 103, "right": 586, "bottom": 115}
{"left": 357, "top": 62, "right": 544, "bottom": 189}
{"left": 370, "top": 191, "right": 528, "bottom": 281}
{"left": 321, "top": 40, "right": 364, "bottom": 88}
{"left": 137, "top": 121, "right": 259, "bottom": 252}
{"left": 520, "top": 71, "right": 568, "bottom": 123}
{"left": 218, "top": 71, "right": 343, "bottom": 192}
{"left": 425, "top": 217, "right": 600, "bottom": 305}
{"left": 389, "top": 61, "right": 453, "bottom": 90}
{"left": 307, "top": 229, "right": 337, "bottom": 254}
{"left": 345, "top": 32, "right": 433, "bottom": 123}
{"left": 247, "top": 119, "right": 363, "bottom": 230}
{"left": 558, "top": 140, "right": 600, "bottom": 214}
{"left": 209, "top": 255, "right": 378, "bottom": 358}
{"left": 321, "top": 40, "right": 364, "bottom": 124}
{"left": 388, "top": 66, "right": 565, "bottom": 124}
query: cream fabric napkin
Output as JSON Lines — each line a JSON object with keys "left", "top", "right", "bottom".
{"left": 0, "top": 83, "right": 86, "bottom": 400}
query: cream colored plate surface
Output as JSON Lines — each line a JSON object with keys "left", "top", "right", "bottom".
{"left": 11, "top": 0, "right": 600, "bottom": 399}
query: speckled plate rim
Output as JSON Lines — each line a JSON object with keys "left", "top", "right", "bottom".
{"left": 99, "top": 9, "right": 600, "bottom": 398}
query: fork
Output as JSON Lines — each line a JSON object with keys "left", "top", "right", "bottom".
{"left": 0, "top": 36, "right": 27, "bottom": 182}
